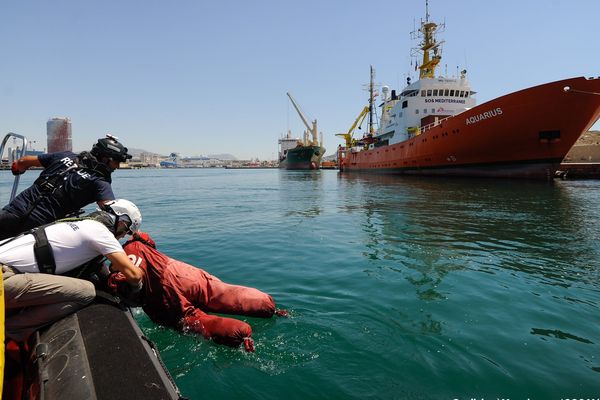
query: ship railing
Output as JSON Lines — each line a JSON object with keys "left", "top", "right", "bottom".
{"left": 420, "top": 115, "right": 454, "bottom": 134}
{"left": 1, "top": 132, "right": 29, "bottom": 202}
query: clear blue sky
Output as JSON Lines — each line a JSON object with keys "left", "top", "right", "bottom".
{"left": 1, "top": 0, "right": 599, "bottom": 160}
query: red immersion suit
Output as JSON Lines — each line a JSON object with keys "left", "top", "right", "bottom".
{"left": 119, "top": 233, "right": 277, "bottom": 351}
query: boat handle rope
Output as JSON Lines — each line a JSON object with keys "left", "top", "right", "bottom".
{"left": 563, "top": 86, "right": 600, "bottom": 96}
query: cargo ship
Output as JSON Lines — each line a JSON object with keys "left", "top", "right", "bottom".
{"left": 337, "top": 3, "right": 600, "bottom": 179}
{"left": 278, "top": 130, "right": 324, "bottom": 170}
{"left": 279, "top": 93, "right": 325, "bottom": 170}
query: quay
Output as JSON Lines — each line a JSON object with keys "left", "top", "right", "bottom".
{"left": 556, "top": 163, "right": 600, "bottom": 179}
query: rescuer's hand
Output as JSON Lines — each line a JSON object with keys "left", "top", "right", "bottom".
{"left": 11, "top": 161, "right": 24, "bottom": 176}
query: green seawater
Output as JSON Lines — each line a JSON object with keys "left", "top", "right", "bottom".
{"left": 3, "top": 169, "right": 600, "bottom": 399}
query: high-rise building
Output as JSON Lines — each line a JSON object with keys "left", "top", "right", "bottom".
{"left": 47, "top": 117, "right": 72, "bottom": 153}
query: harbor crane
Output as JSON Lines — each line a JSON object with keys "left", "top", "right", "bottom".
{"left": 336, "top": 106, "right": 369, "bottom": 148}
{"left": 286, "top": 92, "right": 320, "bottom": 147}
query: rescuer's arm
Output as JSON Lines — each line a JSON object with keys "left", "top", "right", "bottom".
{"left": 105, "top": 251, "right": 144, "bottom": 289}
{"left": 97, "top": 199, "right": 114, "bottom": 209}
{"left": 11, "top": 155, "right": 42, "bottom": 175}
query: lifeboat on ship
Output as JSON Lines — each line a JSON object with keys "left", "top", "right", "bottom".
{"left": 337, "top": 4, "right": 600, "bottom": 179}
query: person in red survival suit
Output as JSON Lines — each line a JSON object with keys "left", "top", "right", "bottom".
{"left": 106, "top": 232, "right": 287, "bottom": 352}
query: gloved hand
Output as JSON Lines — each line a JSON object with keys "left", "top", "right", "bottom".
{"left": 11, "top": 161, "right": 23, "bottom": 176}
{"left": 106, "top": 272, "right": 127, "bottom": 294}
{"left": 181, "top": 311, "right": 254, "bottom": 351}
{"left": 107, "top": 272, "right": 143, "bottom": 306}
{"left": 243, "top": 337, "right": 255, "bottom": 352}
{"left": 275, "top": 309, "right": 289, "bottom": 317}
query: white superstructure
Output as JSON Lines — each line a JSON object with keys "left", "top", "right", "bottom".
{"left": 375, "top": 73, "right": 476, "bottom": 147}
{"left": 354, "top": 1, "right": 477, "bottom": 151}
{"left": 278, "top": 130, "right": 299, "bottom": 162}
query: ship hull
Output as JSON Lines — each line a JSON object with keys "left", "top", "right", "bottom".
{"left": 340, "top": 77, "right": 600, "bottom": 179}
{"left": 280, "top": 145, "right": 325, "bottom": 170}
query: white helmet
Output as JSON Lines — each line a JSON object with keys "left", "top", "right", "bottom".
{"left": 102, "top": 199, "right": 142, "bottom": 234}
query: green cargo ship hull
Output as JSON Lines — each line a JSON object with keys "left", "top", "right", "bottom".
{"left": 279, "top": 145, "right": 325, "bottom": 170}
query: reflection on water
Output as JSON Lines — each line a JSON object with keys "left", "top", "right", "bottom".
{"left": 337, "top": 173, "right": 594, "bottom": 288}
{"left": 335, "top": 171, "right": 600, "bottom": 365}
{"left": 278, "top": 170, "right": 324, "bottom": 218}
{"left": 278, "top": 169, "right": 323, "bottom": 182}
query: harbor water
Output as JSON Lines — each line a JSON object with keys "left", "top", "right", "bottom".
{"left": 2, "top": 168, "right": 600, "bottom": 399}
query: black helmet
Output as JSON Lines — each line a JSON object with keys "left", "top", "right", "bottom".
{"left": 91, "top": 134, "right": 132, "bottom": 162}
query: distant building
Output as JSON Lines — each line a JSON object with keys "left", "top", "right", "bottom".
{"left": 138, "top": 152, "right": 161, "bottom": 166}
{"left": 47, "top": 117, "right": 72, "bottom": 153}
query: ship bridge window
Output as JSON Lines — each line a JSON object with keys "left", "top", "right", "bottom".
{"left": 402, "top": 100, "right": 408, "bottom": 108}
{"left": 459, "top": 90, "right": 465, "bottom": 97}
{"left": 433, "top": 89, "right": 439, "bottom": 96}
{"left": 421, "top": 90, "right": 426, "bottom": 97}
{"left": 450, "top": 90, "right": 455, "bottom": 96}
{"left": 444, "top": 89, "right": 449, "bottom": 96}
{"left": 427, "top": 89, "right": 432, "bottom": 96}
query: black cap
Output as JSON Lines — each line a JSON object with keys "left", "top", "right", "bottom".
{"left": 90, "top": 134, "right": 132, "bottom": 162}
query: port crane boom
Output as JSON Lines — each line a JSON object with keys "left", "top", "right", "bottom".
{"left": 336, "top": 106, "right": 369, "bottom": 148}
{"left": 286, "top": 92, "right": 319, "bottom": 146}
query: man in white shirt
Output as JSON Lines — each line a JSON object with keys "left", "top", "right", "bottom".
{"left": 0, "top": 199, "right": 144, "bottom": 341}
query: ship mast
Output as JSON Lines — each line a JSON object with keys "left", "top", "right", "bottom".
{"left": 416, "top": 0, "right": 442, "bottom": 79}
{"left": 368, "top": 65, "right": 375, "bottom": 135}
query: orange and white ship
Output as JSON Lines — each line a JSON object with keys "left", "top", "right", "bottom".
{"left": 337, "top": 3, "right": 600, "bottom": 179}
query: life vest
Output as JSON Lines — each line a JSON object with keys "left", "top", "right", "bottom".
{"left": 2, "top": 211, "right": 118, "bottom": 276}
{"left": 23, "top": 152, "right": 111, "bottom": 221}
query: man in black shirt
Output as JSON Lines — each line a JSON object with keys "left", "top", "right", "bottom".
{"left": 0, "top": 135, "right": 132, "bottom": 240}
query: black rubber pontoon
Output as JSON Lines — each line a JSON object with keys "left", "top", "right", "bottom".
{"left": 27, "top": 297, "right": 185, "bottom": 400}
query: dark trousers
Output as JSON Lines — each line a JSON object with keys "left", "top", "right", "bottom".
{"left": 0, "top": 210, "right": 26, "bottom": 240}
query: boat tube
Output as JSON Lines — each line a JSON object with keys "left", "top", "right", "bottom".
{"left": 4, "top": 295, "right": 186, "bottom": 400}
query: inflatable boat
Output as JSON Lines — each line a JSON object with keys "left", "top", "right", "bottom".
{"left": 1, "top": 132, "right": 186, "bottom": 399}
{"left": 3, "top": 295, "right": 186, "bottom": 400}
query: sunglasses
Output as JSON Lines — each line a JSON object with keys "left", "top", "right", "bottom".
{"left": 116, "top": 215, "right": 134, "bottom": 236}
